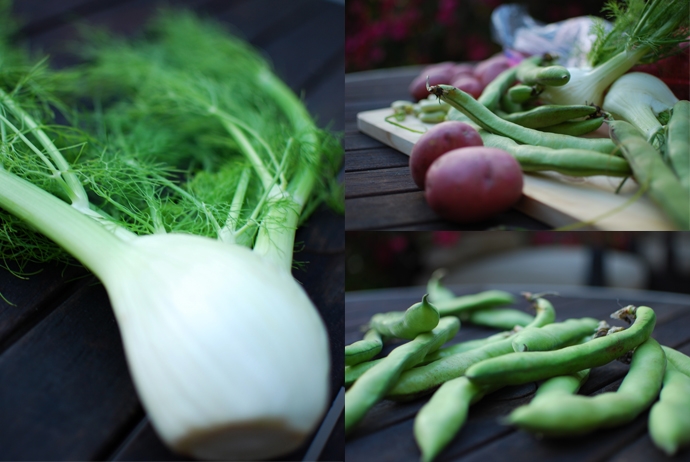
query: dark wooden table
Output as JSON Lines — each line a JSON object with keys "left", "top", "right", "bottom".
{"left": 0, "top": 1, "right": 344, "bottom": 460}
{"left": 345, "top": 284, "right": 690, "bottom": 461}
{"left": 344, "top": 67, "right": 552, "bottom": 231}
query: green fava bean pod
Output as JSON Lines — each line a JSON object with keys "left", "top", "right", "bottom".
{"left": 500, "top": 104, "right": 598, "bottom": 129}
{"left": 430, "top": 84, "right": 617, "bottom": 154}
{"left": 666, "top": 100, "right": 689, "bottom": 191}
{"left": 345, "top": 317, "right": 460, "bottom": 433}
{"left": 508, "top": 84, "right": 542, "bottom": 104}
{"left": 426, "top": 269, "right": 456, "bottom": 304}
{"left": 369, "top": 294, "right": 440, "bottom": 340}
{"left": 387, "top": 298, "right": 554, "bottom": 400}
{"left": 433, "top": 290, "right": 515, "bottom": 317}
{"left": 517, "top": 62, "right": 570, "bottom": 87}
{"left": 414, "top": 377, "right": 501, "bottom": 462}
{"left": 477, "top": 56, "right": 541, "bottom": 112}
{"left": 460, "top": 307, "right": 534, "bottom": 330}
{"left": 609, "top": 120, "right": 690, "bottom": 230}
{"left": 345, "top": 358, "right": 382, "bottom": 388}
{"left": 419, "top": 330, "right": 514, "bottom": 366}
{"left": 648, "top": 362, "right": 690, "bottom": 456}
{"left": 505, "top": 337, "right": 665, "bottom": 437}
{"left": 662, "top": 346, "right": 690, "bottom": 378}
{"left": 511, "top": 317, "right": 600, "bottom": 352}
{"left": 345, "top": 329, "right": 383, "bottom": 366}
{"left": 478, "top": 130, "right": 631, "bottom": 177}
{"left": 540, "top": 117, "right": 604, "bottom": 136}
{"left": 528, "top": 369, "right": 591, "bottom": 405}
{"left": 465, "top": 305, "right": 656, "bottom": 387}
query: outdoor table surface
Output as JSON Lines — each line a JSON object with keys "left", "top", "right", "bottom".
{"left": 0, "top": 1, "right": 344, "bottom": 461}
{"left": 345, "top": 66, "right": 552, "bottom": 231}
{"left": 345, "top": 283, "right": 690, "bottom": 462}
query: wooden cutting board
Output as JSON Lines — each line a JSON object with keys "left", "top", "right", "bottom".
{"left": 357, "top": 108, "right": 676, "bottom": 230}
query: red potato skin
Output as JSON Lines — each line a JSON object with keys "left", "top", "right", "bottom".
{"left": 409, "top": 121, "right": 483, "bottom": 189}
{"left": 475, "top": 54, "right": 511, "bottom": 87}
{"left": 409, "top": 67, "right": 455, "bottom": 100}
{"left": 450, "top": 75, "right": 484, "bottom": 99}
{"left": 424, "top": 147, "right": 523, "bottom": 223}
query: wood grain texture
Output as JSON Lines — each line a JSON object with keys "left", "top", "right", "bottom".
{"left": 345, "top": 285, "right": 690, "bottom": 462}
{"left": 1, "top": 1, "right": 344, "bottom": 460}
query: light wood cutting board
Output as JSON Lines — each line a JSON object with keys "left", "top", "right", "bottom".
{"left": 357, "top": 108, "right": 677, "bottom": 230}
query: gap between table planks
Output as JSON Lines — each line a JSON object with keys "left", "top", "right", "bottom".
{"left": 357, "top": 107, "right": 677, "bottom": 231}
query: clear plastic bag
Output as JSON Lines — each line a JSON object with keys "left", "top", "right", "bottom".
{"left": 490, "top": 4, "right": 612, "bottom": 67}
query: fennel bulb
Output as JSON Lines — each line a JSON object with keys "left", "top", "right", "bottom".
{"left": 603, "top": 72, "right": 679, "bottom": 141}
{"left": 540, "top": 0, "right": 688, "bottom": 107}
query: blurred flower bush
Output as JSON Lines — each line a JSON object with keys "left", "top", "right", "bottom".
{"left": 346, "top": 0, "right": 607, "bottom": 72}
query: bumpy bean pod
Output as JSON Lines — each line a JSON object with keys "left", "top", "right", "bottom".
{"left": 667, "top": 100, "right": 689, "bottom": 191}
{"left": 609, "top": 120, "right": 690, "bottom": 230}
{"left": 460, "top": 307, "right": 534, "bottom": 330}
{"left": 419, "top": 330, "right": 514, "bottom": 366}
{"left": 517, "top": 62, "right": 570, "bottom": 87}
{"left": 528, "top": 369, "right": 590, "bottom": 405}
{"left": 511, "top": 317, "right": 600, "bottom": 352}
{"left": 388, "top": 298, "right": 553, "bottom": 400}
{"left": 662, "top": 346, "right": 690, "bottom": 377}
{"left": 414, "top": 377, "right": 501, "bottom": 462}
{"left": 432, "top": 84, "right": 616, "bottom": 154}
{"left": 540, "top": 117, "right": 604, "bottom": 136}
{"left": 508, "top": 84, "right": 542, "bottom": 104}
{"left": 426, "top": 269, "right": 456, "bottom": 304}
{"left": 648, "top": 362, "right": 690, "bottom": 456}
{"left": 433, "top": 290, "right": 515, "bottom": 317}
{"left": 477, "top": 56, "right": 541, "bottom": 111}
{"left": 505, "top": 337, "right": 665, "bottom": 436}
{"left": 345, "top": 317, "right": 460, "bottom": 433}
{"left": 345, "top": 329, "right": 384, "bottom": 366}
{"left": 345, "top": 358, "right": 382, "bottom": 388}
{"left": 479, "top": 129, "right": 631, "bottom": 177}
{"left": 465, "top": 305, "right": 656, "bottom": 386}
{"left": 369, "top": 294, "right": 440, "bottom": 340}
{"left": 500, "top": 104, "right": 598, "bottom": 129}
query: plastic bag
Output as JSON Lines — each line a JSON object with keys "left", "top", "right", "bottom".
{"left": 490, "top": 4, "right": 611, "bottom": 67}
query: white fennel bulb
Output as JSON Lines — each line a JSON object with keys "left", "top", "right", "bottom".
{"left": 603, "top": 72, "right": 679, "bottom": 141}
{"left": 105, "top": 234, "right": 330, "bottom": 460}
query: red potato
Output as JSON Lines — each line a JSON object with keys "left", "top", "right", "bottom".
{"left": 474, "top": 54, "right": 511, "bottom": 87}
{"left": 450, "top": 75, "right": 484, "bottom": 99}
{"left": 424, "top": 147, "right": 523, "bottom": 223}
{"left": 409, "top": 66, "right": 455, "bottom": 100}
{"left": 409, "top": 121, "right": 483, "bottom": 189}
{"left": 450, "top": 63, "right": 475, "bottom": 81}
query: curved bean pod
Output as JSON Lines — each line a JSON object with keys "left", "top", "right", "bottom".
{"left": 529, "top": 369, "right": 590, "bottom": 406}
{"left": 477, "top": 56, "right": 541, "bottom": 111}
{"left": 511, "top": 317, "right": 600, "bottom": 352}
{"left": 426, "top": 269, "right": 456, "bottom": 303}
{"left": 505, "top": 337, "right": 665, "bottom": 436}
{"left": 388, "top": 299, "right": 553, "bottom": 400}
{"left": 345, "top": 317, "right": 460, "bottom": 433}
{"left": 517, "top": 62, "right": 570, "bottom": 87}
{"left": 662, "top": 346, "right": 690, "bottom": 378}
{"left": 648, "top": 362, "right": 690, "bottom": 456}
{"left": 345, "top": 329, "right": 383, "bottom": 366}
{"left": 508, "top": 84, "right": 542, "bottom": 104}
{"left": 465, "top": 306, "right": 656, "bottom": 387}
{"left": 431, "top": 84, "right": 616, "bottom": 154}
{"left": 433, "top": 290, "right": 515, "bottom": 317}
{"left": 501, "top": 104, "right": 598, "bottom": 129}
{"left": 419, "top": 330, "right": 514, "bottom": 366}
{"left": 460, "top": 307, "right": 534, "bottom": 330}
{"left": 415, "top": 377, "right": 501, "bottom": 462}
{"left": 540, "top": 117, "right": 604, "bottom": 136}
{"left": 609, "top": 120, "right": 690, "bottom": 230}
{"left": 369, "top": 294, "right": 440, "bottom": 340}
{"left": 479, "top": 130, "right": 631, "bottom": 177}
{"left": 345, "top": 358, "right": 382, "bottom": 388}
